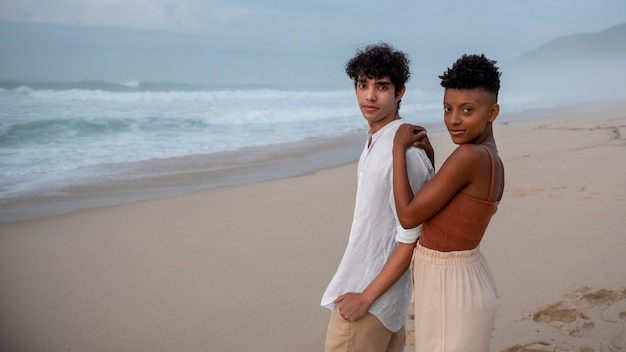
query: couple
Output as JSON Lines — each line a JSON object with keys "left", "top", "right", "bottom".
{"left": 321, "top": 43, "right": 504, "bottom": 352}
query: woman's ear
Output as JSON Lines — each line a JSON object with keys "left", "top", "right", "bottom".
{"left": 488, "top": 103, "right": 500, "bottom": 122}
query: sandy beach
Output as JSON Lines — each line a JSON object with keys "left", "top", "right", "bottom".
{"left": 1, "top": 101, "right": 625, "bottom": 351}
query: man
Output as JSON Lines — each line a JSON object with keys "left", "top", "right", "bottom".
{"left": 321, "top": 43, "right": 434, "bottom": 351}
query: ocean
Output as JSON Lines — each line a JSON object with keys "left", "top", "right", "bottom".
{"left": 0, "top": 80, "right": 553, "bottom": 222}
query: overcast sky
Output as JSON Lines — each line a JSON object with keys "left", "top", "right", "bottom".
{"left": 0, "top": 0, "right": 625, "bottom": 90}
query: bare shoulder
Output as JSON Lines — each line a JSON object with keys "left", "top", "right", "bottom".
{"left": 447, "top": 144, "right": 489, "bottom": 165}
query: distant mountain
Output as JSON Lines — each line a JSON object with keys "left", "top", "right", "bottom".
{"left": 514, "top": 22, "right": 626, "bottom": 63}
{"left": 503, "top": 23, "right": 626, "bottom": 103}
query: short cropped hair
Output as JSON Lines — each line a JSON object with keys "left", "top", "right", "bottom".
{"left": 439, "top": 54, "right": 501, "bottom": 99}
{"left": 345, "top": 43, "right": 411, "bottom": 96}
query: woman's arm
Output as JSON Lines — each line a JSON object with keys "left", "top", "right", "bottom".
{"left": 393, "top": 124, "right": 479, "bottom": 228}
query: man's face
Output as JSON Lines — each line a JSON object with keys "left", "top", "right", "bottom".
{"left": 355, "top": 76, "right": 404, "bottom": 133}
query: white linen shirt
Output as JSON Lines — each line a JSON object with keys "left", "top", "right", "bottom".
{"left": 321, "top": 118, "right": 434, "bottom": 332}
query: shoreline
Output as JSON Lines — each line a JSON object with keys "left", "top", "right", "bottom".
{"left": 0, "top": 130, "right": 367, "bottom": 223}
{"left": 0, "top": 100, "right": 600, "bottom": 224}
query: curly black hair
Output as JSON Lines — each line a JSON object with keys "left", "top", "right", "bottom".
{"left": 439, "top": 54, "right": 501, "bottom": 99}
{"left": 345, "top": 42, "right": 411, "bottom": 97}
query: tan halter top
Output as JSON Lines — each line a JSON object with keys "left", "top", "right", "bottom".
{"left": 419, "top": 144, "right": 500, "bottom": 252}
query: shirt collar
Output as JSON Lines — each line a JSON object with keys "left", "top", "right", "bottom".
{"left": 368, "top": 118, "right": 405, "bottom": 144}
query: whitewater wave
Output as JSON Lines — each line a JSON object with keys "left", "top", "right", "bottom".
{"left": 0, "top": 79, "right": 214, "bottom": 92}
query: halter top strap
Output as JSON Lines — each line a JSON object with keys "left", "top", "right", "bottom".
{"left": 481, "top": 143, "right": 497, "bottom": 202}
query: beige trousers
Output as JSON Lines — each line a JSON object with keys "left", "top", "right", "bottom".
{"left": 325, "top": 306, "right": 405, "bottom": 352}
{"left": 412, "top": 243, "right": 497, "bottom": 352}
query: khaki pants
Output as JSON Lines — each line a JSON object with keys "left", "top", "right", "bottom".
{"left": 325, "top": 306, "right": 405, "bottom": 352}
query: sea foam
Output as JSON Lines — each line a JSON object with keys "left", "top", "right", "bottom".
{"left": 0, "top": 83, "right": 443, "bottom": 202}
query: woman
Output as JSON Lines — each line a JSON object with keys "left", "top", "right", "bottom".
{"left": 393, "top": 54, "right": 505, "bottom": 351}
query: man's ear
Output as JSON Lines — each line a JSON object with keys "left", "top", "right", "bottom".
{"left": 396, "top": 85, "right": 406, "bottom": 101}
{"left": 488, "top": 103, "right": 500, "bottom": 122}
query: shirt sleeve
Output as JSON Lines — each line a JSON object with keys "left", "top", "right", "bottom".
{"left": 393, "top": 146, "right": 435, "bottom": 244}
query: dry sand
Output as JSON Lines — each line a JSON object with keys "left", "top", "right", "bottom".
{"left": 1, "top": 102, "right": 625, "bottom": 351}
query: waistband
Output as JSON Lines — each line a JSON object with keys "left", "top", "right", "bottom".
{"left": 414, "top": 242, "right": 482, "bottom": 266}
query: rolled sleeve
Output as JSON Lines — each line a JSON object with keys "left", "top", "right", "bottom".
{"left": 395, "top": 224, "right": 421, "bottom": 244}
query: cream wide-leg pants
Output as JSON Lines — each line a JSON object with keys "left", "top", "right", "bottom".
{"left": 412, "top": 243, "right": 497, "bottom": 352}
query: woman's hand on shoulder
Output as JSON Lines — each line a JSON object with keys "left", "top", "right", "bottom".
{"left": 394, "top": 124, "right": 420, "bottom": 150}
{"left": 394, "top": 124, "right": 434, "bottom": 165}
{"left": 412, "top": 128, "right": 434, "bottom": 166}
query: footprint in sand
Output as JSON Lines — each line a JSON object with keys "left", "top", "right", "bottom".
{"left": 531, "top": 300, "right": 595, "bottom": 337}
{"left": 509, "top": 186, "right": 624, "bottom": 201}
{"left": 499, "top": 341, "right": 554, "bottom": 352}
{"left": 509, "top": 187, "right": 545, "bottom": 198}
{"left": 499, "top": 286, "right": 626, "bottom": 352}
